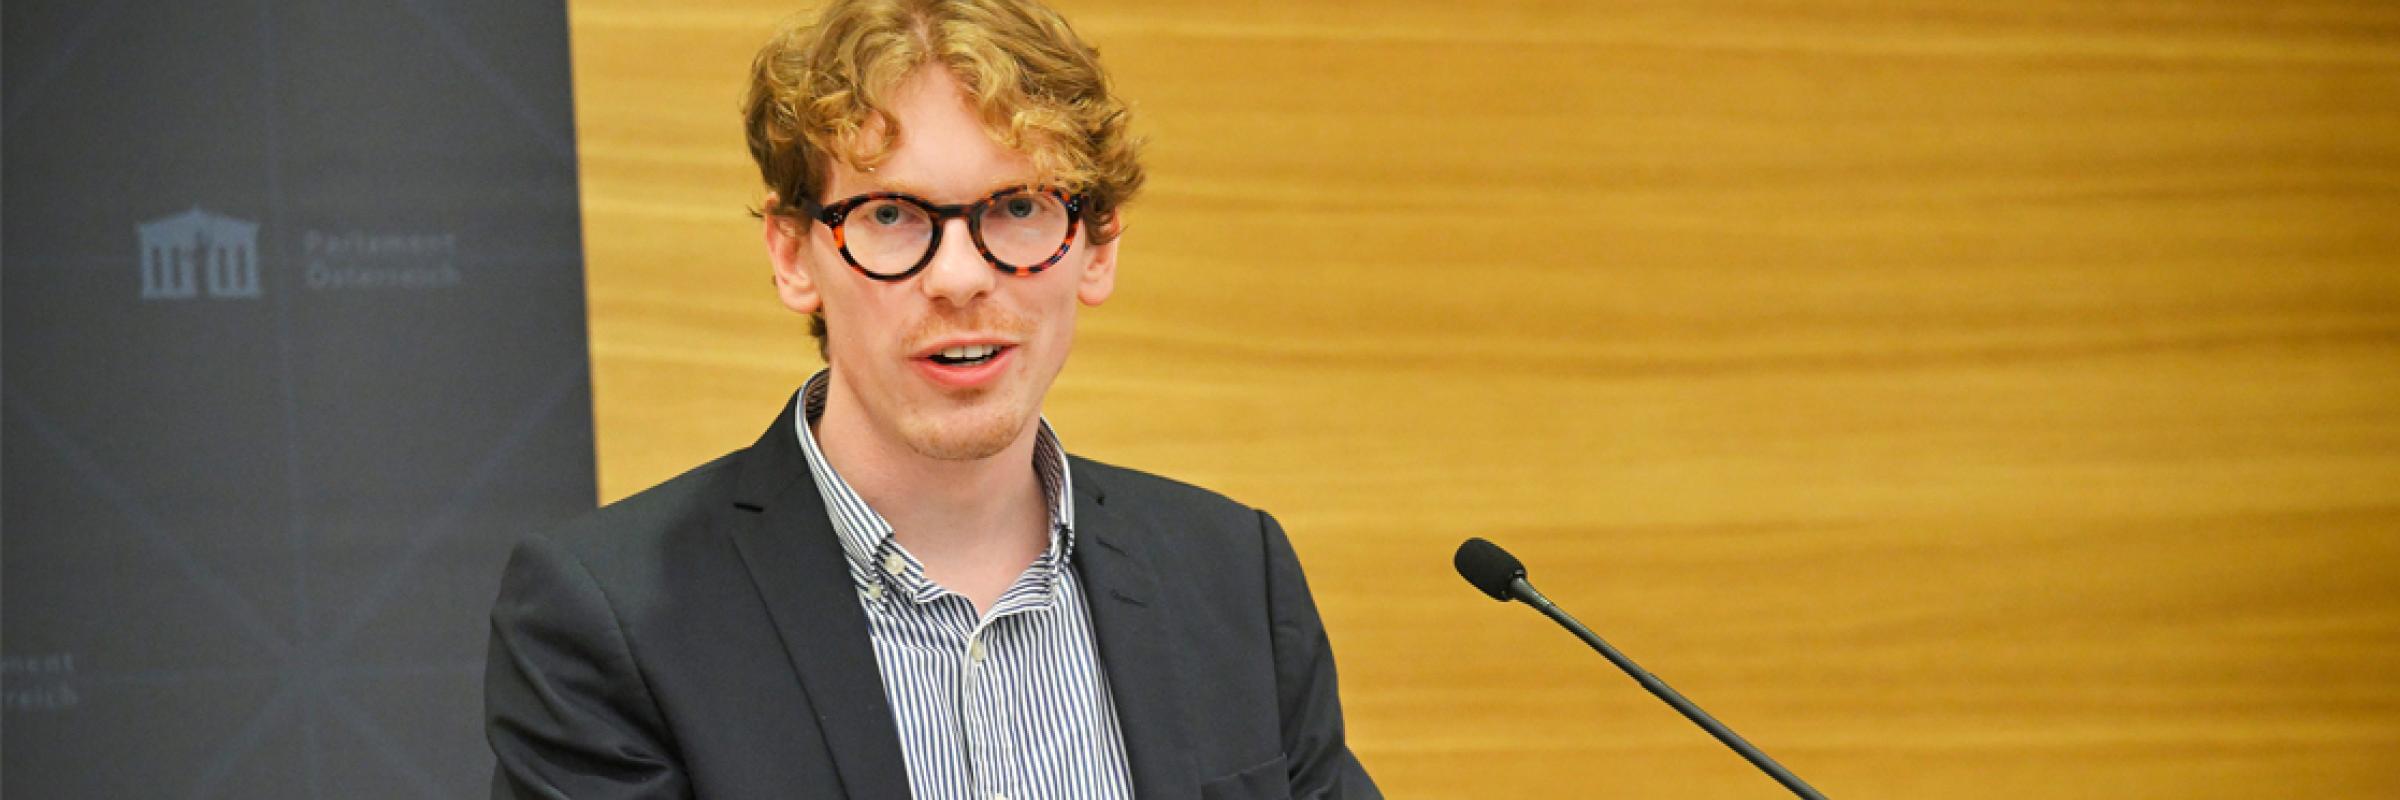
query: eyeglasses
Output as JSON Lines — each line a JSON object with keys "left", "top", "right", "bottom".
{"left": 794, "top": 185, "right": 1084, "bottom": 281}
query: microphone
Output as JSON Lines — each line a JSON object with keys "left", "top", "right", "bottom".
{"left": 1454, "top": 537, "right": 1830, "bottom": 800}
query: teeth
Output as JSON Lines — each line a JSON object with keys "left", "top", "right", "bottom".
{"left": 938, "top": 344, "right": 1000, "bottom": 361}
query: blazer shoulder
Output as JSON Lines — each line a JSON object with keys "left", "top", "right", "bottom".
{"left": 536, "top": 451, "right": 744, "bottom": 571}
{"left": 1069, "top": 454, "right": 1261, "bottom": 530}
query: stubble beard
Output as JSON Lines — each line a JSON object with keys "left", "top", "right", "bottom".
{"left": 899, "top": 393, "right": 1031, "bottom": 461}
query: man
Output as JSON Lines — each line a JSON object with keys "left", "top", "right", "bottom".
{"left": 483, "top": 1, "right": 1380, "bottom": 798}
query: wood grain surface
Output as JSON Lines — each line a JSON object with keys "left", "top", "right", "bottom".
{"left": 566, "top": 1, "right": 2400, "bottom": 796}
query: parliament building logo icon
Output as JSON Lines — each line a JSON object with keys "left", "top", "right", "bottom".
{"left": 138, "top": 207, "right": 262, "bottom": 300}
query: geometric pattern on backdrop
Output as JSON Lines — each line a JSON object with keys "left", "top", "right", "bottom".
{"left": 4, "top": 1, "right": 594, "bottom": 797}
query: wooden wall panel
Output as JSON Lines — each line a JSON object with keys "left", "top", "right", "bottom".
{"left": 567, "top": 2, "right": 2400, "bottom": 796}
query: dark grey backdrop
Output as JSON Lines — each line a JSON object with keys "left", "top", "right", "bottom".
{"left": 4, "top": 1, "right": 595, "bottom": 796}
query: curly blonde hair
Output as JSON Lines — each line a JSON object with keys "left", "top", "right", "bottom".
{"left": 743, "top": 0, "right": 1143, "bottom": 241}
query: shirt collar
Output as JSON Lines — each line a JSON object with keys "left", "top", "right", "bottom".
{"left": 790, "top": 369, "right": 1077, "bottom": 605}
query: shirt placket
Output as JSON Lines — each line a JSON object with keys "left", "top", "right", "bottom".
{"left": 977, "top": 554, "right": 1075, "bottom": 800}
{"left": 961, "top": 613, "right": 1021, "bottom": 800}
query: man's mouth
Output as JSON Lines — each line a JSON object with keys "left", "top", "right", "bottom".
{"left": 926, "top": 344, "right": 1006, "bottom": 366}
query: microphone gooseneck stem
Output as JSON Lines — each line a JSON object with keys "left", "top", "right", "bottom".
{"left": 1508, "top": 577, "right": 1830, "bottom": 800}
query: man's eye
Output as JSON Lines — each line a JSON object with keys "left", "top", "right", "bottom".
{"left": 868, "top": 204, "right": 905, "bottom": 225}
{"left": 1003, "top": 197, "right": 1037, "bottom": 219}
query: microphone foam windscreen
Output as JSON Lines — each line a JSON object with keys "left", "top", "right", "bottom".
{"left": 1454, "top": 537, "right": 1526, "bottom": 602}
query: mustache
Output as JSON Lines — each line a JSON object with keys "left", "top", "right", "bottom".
{"left": 903, "top": 305, "right": 1035, "bottom": 349}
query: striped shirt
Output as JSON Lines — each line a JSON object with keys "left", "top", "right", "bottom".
{"left": 792, "top": 371, "right": 1137, "bottom": 800}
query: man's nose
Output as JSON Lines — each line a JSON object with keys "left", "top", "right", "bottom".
{"left": 918, "top": 217, "right": 994, "bottom": 305}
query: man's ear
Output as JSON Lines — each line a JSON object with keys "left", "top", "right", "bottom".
{"left": 763, "top": 194, "right": 822, "bottom": 314}
{"left": 1077, "top": 213, "right": 1122, "bottom": 307}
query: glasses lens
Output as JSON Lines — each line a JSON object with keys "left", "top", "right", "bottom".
{"left": 977, "top": 190, "right": 1073, "bottom": 268}
{"left": 842, "top": 198, "right": 934, "bottom": 275}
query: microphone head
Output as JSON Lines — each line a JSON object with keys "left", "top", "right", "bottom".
{"left": 1454, "top": 537, "right": 1526, "bottom": 602}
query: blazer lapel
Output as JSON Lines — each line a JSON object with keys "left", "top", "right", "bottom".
{"left": 1073, "top": 462, "right": 1200, "bottom": 800}
{"left": 723, "top": 397, "right": 911, "bottom": 800}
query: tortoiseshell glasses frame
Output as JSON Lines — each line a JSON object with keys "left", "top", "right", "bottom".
{"left": 790, "top": 184, "right": 1085, "bottom": 282}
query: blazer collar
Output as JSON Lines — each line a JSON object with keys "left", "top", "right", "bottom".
{"left": 717, "top": 398, "right": 1202, "bottom": 800}
{"left": 1072, "top": 459, "right": 1202, "bottom": 800}
{"left": 724, "top": 394, "right": 912, "bottom": 799}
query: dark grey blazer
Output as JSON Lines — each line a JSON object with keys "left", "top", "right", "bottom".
{"left": 485, "top": 397, "right": 1379, "bottom": 799}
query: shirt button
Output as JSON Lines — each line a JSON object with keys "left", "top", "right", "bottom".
{"left": 968, "top": 637, "right": 987, "bottom": 665}
{"left": 863, "top": 583, "right": 883, "bottom": 601}
{"left": 882, "top": 553, "right": 906, "bottom": 576}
